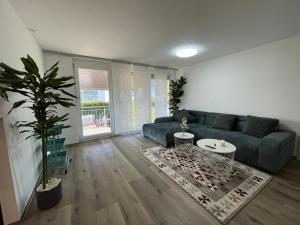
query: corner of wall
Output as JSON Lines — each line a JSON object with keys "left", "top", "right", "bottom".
{"left": 0, "top": 0, "right": 44, "bottom": 223}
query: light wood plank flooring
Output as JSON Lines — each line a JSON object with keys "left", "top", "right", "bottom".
{"left": 21, "top": 133, "right": 300, "bottom": 225}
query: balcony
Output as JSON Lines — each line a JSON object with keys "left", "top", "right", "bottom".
{"left": 81, "top": 105, "right": 111, "bottom": 136}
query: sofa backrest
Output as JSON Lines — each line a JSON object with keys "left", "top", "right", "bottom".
{"left": 187, "top": 110, "right": 256, "bottom": 132}
{"left": 203, "top": 112, "right": 219, "bottom": 127}
{"left": 188, "top": 110, "right": 205, "bottom": 124}
{"left": 235, "top": 115, "right": 248, "bottom": 132}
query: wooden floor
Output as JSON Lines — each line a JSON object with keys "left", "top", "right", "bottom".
{"left": 21, "top": 133, "right": 300, "bottom": 225}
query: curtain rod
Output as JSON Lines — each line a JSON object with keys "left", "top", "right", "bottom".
{"left": 43, "top": 50, "right": 178, "bottom": 71}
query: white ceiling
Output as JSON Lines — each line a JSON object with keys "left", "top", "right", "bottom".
{"left": 10, "top": 0, "right": 300, "bottom": 69}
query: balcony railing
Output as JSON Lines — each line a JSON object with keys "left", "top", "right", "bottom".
{"left": 81, "top": 106, "right": 110, "bottom": 128}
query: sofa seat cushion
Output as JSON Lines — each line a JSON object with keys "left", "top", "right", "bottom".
{"left": 189, "top": 125, "right": 260, "bottom": 166}
{"left": 219, "top": 131, "right": 260, "bottom": 166}
{"left": 143, "top": 122, "right": 181, "bottom": 147}
{"left": 187, "top": 123, "right": 212, "bottom": 139}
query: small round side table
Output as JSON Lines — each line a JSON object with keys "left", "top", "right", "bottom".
{"left": 196, "top": 139, "right": 236, "bottom": 176}
{"left": 174, "top": 132, "right": 194, "bottom": 153}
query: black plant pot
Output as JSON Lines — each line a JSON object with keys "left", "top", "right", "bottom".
{"left": 36, "top": 179, "right": 62, "bottom": 210}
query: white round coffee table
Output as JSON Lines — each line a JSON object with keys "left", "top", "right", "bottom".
{"left": 174, "top": 132, "right": 194, "bottom": 153}
{"left": 196, "top": 139, "right": 236, "bottom": 176}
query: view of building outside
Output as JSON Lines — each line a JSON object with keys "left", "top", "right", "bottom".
{"left": 80, "top": 90, "right": 109, "bottom": 102}
{"left": 78, "top": 68, "right": 111, "bottom": 136}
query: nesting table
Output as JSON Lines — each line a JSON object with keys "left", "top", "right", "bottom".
{"left": 172, "top": 133, "right": 236, "bottom": 176}
{"left": 174, "top": 132, "right": 194, "bottom": 153}
{"left": 196, "top": 138, "right": 236, "bottom": 176}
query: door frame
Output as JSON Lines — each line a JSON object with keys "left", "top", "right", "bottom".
{"left": 73, "top": 58, "right": 115, "bottom": 140}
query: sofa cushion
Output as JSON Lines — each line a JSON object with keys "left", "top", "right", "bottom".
{"left": 187, "top": 110, "right": 205, "bottom": 124}
{"left": 234, "top": 115, "right": 248, "bottom": 131}
{"left": 203, "top": 112, "right": 218, "bottom": 126}
{"left": 173, "top": 109, "right": 195, "bottom": 123}
{"left": 154, "top": 116, "right": 175, "bottom": 123}
{"left": 212, "top": 114, "right": 237, "bottom": 131}
{"left": 220, "top": 131, "right": 260, "bottom": 166}
{"left": 243, "top": 115, "right": 279, "bottom": 138}
{"left": 188, "top": 123, "right": 211, "bottom": 139}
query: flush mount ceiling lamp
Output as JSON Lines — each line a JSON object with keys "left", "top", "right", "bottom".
{"left": 176, "top": 48, "right": 198, "bottom": 58}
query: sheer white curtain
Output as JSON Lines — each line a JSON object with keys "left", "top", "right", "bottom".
{"left": 112, "top": 63, "right": 135, "bottom": 133}
{"left": 132, "top": 65, "right": 151, "bottom": 130}
{"left": 112, "top": 63, "right": 175, "bottom": 133}
{"left": 112, "top": 63, "right": 152, "bottom": 133}
{"left": 151, "top": 69, "right": 176, "bottom": 120}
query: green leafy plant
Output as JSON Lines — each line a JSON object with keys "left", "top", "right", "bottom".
{"left": 180, "top": 116, "right": 189, "bottom": 134}
{"left": 169, "top": 76, "right": 187, "bottom": 113}
{"left": 81, "top": 99, "right": 109, "bottom": 107}
{"left": 0, "top": 55, "right": 76, "bottom": 189}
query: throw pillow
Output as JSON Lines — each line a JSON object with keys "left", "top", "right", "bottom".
{"left": 212, "top": 114, "right": 237, "bottom": 131}
{"left": 173, "top": 109, "right": 195, "bottom": 123}
{"left": 243, "top": 115, "right": 279, "bottom": 138}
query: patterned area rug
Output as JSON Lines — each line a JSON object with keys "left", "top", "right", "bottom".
{"left": 140, "top": 146, "right": 271, "bottom": 224}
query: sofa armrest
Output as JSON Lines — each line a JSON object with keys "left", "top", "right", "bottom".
{"left": 258, "top": 131, "right": 296, "bottom": 173}
{"left": 154, "top": 116, "right": 175, "bottom": 123}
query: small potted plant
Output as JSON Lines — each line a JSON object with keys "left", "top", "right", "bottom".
{"left": 0, "top": 55, "right": 76, "bottom": 209}
{"left": 181, "top": 116, "right": 189, "bottom": 136}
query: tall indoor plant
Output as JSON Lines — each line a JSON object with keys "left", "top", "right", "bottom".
{"left": 0, "top": 55, "right": 76, "bottom": 209}
{"left": 169, "top": 76, "right": 187, "bottom": 113}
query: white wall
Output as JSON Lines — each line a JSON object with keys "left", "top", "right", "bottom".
{"left": 178, "top": 35, "right": 300, "bottom": 157}
{"left": 0, "top": 0, "right": 43, "bottom": 223}
{"left": 43, "top": 53, "right": 79, "bottom": 145}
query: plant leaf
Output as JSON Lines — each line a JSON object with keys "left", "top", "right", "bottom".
{"left": 7, "top": 100, "right": 27, "bottom": 115}
{"left": 0, "top": 63, "right": 27, "bottom": 75}
{"left": 44, "top": 61, "right": 59, "bottom": 76}
{"left": 61, "top": 89, "right": 77, "bottom": 98}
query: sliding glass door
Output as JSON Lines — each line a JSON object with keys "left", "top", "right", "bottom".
{"left": 74, "top": 59, "right": 114, "bottom": 139}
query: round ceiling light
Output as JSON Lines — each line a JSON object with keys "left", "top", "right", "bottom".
{"left": 176, "top": 48, "right": 198, "bottom": 58}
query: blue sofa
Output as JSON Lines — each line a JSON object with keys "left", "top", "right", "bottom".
{"left": 143, "top": 110, "right": 296, "bottom": 174}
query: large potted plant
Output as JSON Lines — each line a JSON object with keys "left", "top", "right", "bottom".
{"left": 0, "top": 55, "right": 76, "bottom": 209}
{"left": 169, "top": 76, "right": 187, "bottom": 114}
